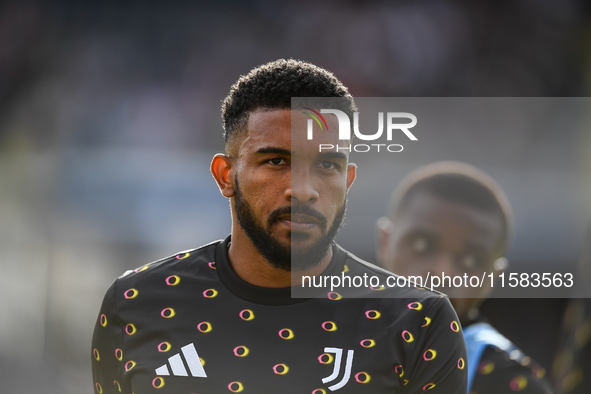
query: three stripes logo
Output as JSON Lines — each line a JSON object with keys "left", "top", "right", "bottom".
{"left": 321, "top": 347, "right": 354, "bottom": 391}
{"left": 155, "top": 343, "right": 207, "bottom": 378}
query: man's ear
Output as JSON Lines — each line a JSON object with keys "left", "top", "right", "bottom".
{"left": 375, "top": 216, "right": 394, "bottom": 266}
{"left": 211, "top": 154, "right": 235, "bottom": 198}
{"left": 346, "top": 163, "right": 357, "bottom": 191}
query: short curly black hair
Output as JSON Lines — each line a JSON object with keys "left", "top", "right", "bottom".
{"left": 221, "top": 59, "right": 356, "bottom": 146}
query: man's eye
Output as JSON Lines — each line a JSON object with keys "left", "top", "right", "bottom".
{"left": 319, "top": 161, "right": 338, "bottom": 170}
{"left": 459, "top": 255, "right": 480, "bottom": 271}
{"left": 411, "top": 237, "right": 430, "bottom": 254}
{"left": 268, "top": 158, "right": 285, "bottom": 165}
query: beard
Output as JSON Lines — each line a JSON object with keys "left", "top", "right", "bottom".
{"left": 233, "top": 176, "right": 347, "bottom": 272}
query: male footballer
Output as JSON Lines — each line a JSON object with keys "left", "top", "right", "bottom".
{"left": 376, "top": 161, "right": 552, "bottom": 394}
{"left": 92, "top": 59, "right": 467, "bottom": 393}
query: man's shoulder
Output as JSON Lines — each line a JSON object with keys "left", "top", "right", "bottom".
{"left": 116, "top": 239, "right": 222, "bottom": 284}
{"left": 466, "top": 322, "right": 552, "bottom": 394}
{"left": 336, "top": 244, "right": 450, "bottom": 303}
{"left": 474, "top": 345, "right": 552, "bottom": 393}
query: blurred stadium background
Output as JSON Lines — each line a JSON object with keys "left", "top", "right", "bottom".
{"left": 0, "top": 0, "right": 589, "bottom": 392}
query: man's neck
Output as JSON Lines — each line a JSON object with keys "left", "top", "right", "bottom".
{"left": 227, "top": 228, "right": 332, "bottom": 288}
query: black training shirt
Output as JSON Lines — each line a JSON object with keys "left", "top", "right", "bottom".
{"left": 92, "top": 236, "right": 467, "bottom": 393}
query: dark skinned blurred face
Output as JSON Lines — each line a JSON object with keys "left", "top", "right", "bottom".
{"left": 378, "top": 192, "right": 505, "bottom": 324}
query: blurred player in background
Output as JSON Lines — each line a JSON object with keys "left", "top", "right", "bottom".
{"left": 91, "top": 60, "right": 467, "bottom": 393}
{"left": 376, "top": 161, "right": 553, "bottom": 394}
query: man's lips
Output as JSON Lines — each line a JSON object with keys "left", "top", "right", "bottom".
{"left": 267, "top": 206, "right": 327, "bottom": 233}
{"left": 278, "top": 214, "right": 320, "bottom": 231}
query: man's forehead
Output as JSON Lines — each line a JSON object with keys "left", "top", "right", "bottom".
{"left": 244, "top": 108, "right": 350, "bottom": 154}
{"left": 241, "top": 109, "right": 291, "bottom": 153}
{"left": 246, "top": 108, "right": 291, "bottom": 134}
{"left": 398, "top": 193, "right": 503, "bottom": 233}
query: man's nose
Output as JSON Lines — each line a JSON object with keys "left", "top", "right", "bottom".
{"left": 285, "top": 168, "right": 319, "bottom": 204}
{"left": 430, "top": 253, "right": 460, "bottom": 277}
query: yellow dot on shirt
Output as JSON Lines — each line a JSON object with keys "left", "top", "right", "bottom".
{"left": 509, "top": 376, "right": 528, "bottom": 391}
{"left": 478, "top": 361, "right": 495, "bottom": 374}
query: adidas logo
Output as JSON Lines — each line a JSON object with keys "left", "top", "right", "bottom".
{"left": 155, "top": 343, "right": 207, "bottom": 378}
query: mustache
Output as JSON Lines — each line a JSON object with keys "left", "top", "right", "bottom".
{"left": 267, "top": 204, "right": 328, "bottom": 228}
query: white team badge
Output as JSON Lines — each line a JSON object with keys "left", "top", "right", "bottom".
{"left": 321, "top": 347, "right": 354, "bottom": 391}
